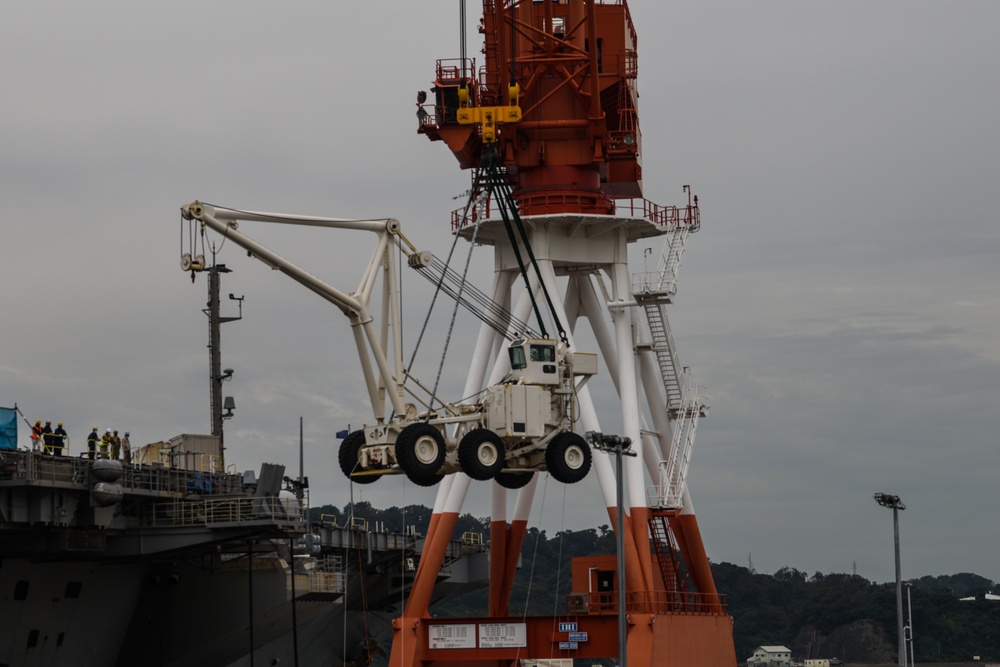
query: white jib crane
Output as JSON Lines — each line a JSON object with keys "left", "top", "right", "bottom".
{"left": 180, "top": 202, "right": 597, "bottom": 488}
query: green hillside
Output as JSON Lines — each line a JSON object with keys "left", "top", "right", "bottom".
{"left": 309, "top": 503, "right": 1000, "bottom": 663}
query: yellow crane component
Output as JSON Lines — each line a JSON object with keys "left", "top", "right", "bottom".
{"left": 456, "top": 83, "right": 521, "bottom": 144}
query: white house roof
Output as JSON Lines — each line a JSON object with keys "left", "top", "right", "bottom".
{"left": 758, "top": 646, "right": 792, "bottom": 653}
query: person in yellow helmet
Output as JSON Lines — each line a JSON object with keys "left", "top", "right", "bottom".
{"left": 110, "top": 430, "right": 121, "bottom": 460}
{"left": 100, "top": 430, "right": 111, "bottom": 459}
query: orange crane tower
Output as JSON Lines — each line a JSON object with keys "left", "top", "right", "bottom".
{"left": 393, "top": 2, "right": 737, "bottom": 666}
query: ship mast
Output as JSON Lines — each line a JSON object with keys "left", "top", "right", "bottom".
{"left": 204, "top": 260, "right": 241, "bottom": 469}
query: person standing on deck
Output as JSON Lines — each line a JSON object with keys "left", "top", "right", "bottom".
{"left": 30, "top": 419, "right": 43, "bottom": 451}
{"left": 122, "top": 431, "right": 132, "bottom": 465}
{"left": 42, "top": 420, "right": 55, "bottom": 454}
{"left": 53, "top": 422, "right": 68, "bottom": 457}
{"left": 87, "top": 426, "right": 99, "bottom": 460}
{"left": 100, "top": 430, "right": 111, "bottom": 459}
{"left": 110, "top": 430, "right": 121, "bottom": 460}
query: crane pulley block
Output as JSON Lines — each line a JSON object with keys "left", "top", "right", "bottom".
{"left": 457, "top": 83, "right": 521, "bottom": 144}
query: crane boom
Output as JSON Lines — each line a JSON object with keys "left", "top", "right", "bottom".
{"left": 180, "top": 201, "right": 597, "bottom": 487}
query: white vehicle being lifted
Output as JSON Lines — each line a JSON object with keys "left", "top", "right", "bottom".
{"left": 346, "top": 336, "right": 597, "bottom": 487}
{"left": 180, "top": 202, "right": 596, "bottom": 488}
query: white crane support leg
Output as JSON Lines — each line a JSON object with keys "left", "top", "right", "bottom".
{"left": 585, "top": 275, "right": 666, "bottom": 498}
{"left": 629, "top": 347, "right": 665, "bottom": 502}
{"left": 442, "top": 474, "right": 472, "bottom": 515}
{"left": 433, "top": 475, "right": 456, "bottom": 515}
{"left": 464, "top": 270, "right": 514, "bottom": 399}
{"left": 639, "top": 347, "right": 674, "bottom": 468}
{"left": 383, "top": 245, "right": 405, "bottom": 404}
{"left": 562, "top": 272, "right": 581, "bottom": 331}
{"left": 533, "top": 260, "right": 617, "bottom": 510}
{"left": 577, "top": 273, "right": 622, "bottom": 392}
{"left": 512, "top": 474, "right": 538, "bottom": 521}
{"left": 573, "top": 274, "right": 628, "bottom": 510}
{"left": 491, "top": 483, "right": 508, "bottom": 524}
{"left": 349, "top": 313, "right": 387, "bottom": 421}
{"left": 486, "top": 272, "right": 541, "bottom": 386}
{"left": 610, "top": 259, "right": 647, "bottom": 513}
{"left": 359, "top": 311, "right": 408, "bottom": 417}
{"left": 358, "top": 231, "right": 391, "bottom": 301}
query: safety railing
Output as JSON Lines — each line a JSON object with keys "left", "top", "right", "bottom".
{"left": 563, "top": 589, "right": 727, "bottom": 616}
{"left": 308, "top": 555, "right": 346, "bottom": 594}
{"left": 141, "top": 495, "right": 306, "bottom": 528}
{"left": 614, "top": 199, "right": 700, "bottom": 230}
{"left": 0, "top": 450, "right": 91, "bottom": 485}
{"left": 119, "top": 463, "right": 245, "bottom": 496}
{"left": 450, "top": 194, "right": 699, "bottom": 232}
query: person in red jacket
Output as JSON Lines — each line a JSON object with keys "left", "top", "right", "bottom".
{"left": 30, "top": 419, "right": 43, "bottom": 451}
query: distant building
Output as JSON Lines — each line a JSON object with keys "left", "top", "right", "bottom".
{"left": 959, "top": 590, "right": 1000, "bottom": 601}
{"left": 804, "top": 660, "right": 830, "bottom": 667}
{"left": 748, "top": 646, "right": 792, "bottom": 667}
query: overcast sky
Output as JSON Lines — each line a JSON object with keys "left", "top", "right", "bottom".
{"left": 2, "top": 1, "right": 998, "bottom": 587}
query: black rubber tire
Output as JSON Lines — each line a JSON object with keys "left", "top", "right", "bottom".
{"left": 495, "top": 471, "right": 534, "bottom": 489}
{"left": 545, "top": 432, "right": 592, "bottom": 484}
{"left": 395, "top": 423, "right": 446, "bottom": 486}
{"left": 338, "top": 430, "right": 378, "bottom": 484}
{"left": 458, "top": 428, "right": 506, "bottom": 481}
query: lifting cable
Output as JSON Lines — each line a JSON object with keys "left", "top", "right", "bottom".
{"left": 405, "top": 167, "right": 482, "bottom": 373}
{"left": 412, "top": 257, "right": 540, "bottom": 340}
{"left": 406, "top": 165, "right": 489, "bottom": 417}
{"left": 482, "top": 149, "right": 569, "bottom": 346}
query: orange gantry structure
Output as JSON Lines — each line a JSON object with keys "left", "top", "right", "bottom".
{"left": 394, "top": 2, "right": 738, "bottom": 667}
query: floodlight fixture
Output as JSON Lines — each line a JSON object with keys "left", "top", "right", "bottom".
{"left": 874, "top": 492, "right": 906, "bottom": 510}
{"left": 222, "top": 396, "right": 236, "bottom": 421}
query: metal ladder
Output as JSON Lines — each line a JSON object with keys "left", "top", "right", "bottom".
{"left": 657, "top": 375, "right": 708, "bottom": 509}
{"left": 634, "top": 222, "right": 694, "bottom": 413}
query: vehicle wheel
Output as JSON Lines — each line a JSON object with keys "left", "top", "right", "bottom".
{"left": 395, "top": 423, "right": 446, "bottom": 486}
{"left": 338, "top": 430, "right": 378, "bottom": 484}
{"left": 495, "top": 471, "right": 534, "bottom": 489}
{"left": 545, "top": 432, "right": 592, "bottom": 484}
{"left": 458, "top": 429, "right": 505, "bottom": 480}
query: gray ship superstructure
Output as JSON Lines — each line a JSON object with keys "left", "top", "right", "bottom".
{"left": 0, "top": 446, "right": 487, "bottom": 666}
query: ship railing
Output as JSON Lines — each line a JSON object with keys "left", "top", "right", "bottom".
{"left": 0, "top": 450, "right": 249, "bottom": 497}
{"left": 613, "top": 198, "right": 700, "bottom": 230}
{"left": 563, "top": 589, "right": 728, "bottom": 616}
{"left": 119, "top": 463, "right": 246, "bottom": 496}
{"left": 449, "top": 195, "right": 699, "bottom": 232}
{"left": 143, "top": 495, "right": 306, "bottom": 528}
{"left": 0, "top": 451, "right": 91, "bottom": 485}
{"left": 307, "top": 554, "right": 346, "bottom": 594}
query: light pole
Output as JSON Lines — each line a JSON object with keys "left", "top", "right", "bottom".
{"left": 874, "top": 492, "right": 907, "bottom": 667}
{"left": 905, "top": 582, "right": 914, "bottom": 667}
{"left": 588, "top": 431, "right": 636, "bottom": 667}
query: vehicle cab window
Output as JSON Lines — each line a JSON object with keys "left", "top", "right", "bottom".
{"left": 509, "top": 343, "right": 527, "bottom": 370}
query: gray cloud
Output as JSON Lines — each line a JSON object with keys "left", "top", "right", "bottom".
{"left": 2, "top": 1, "right": 997, "bottom": 586}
